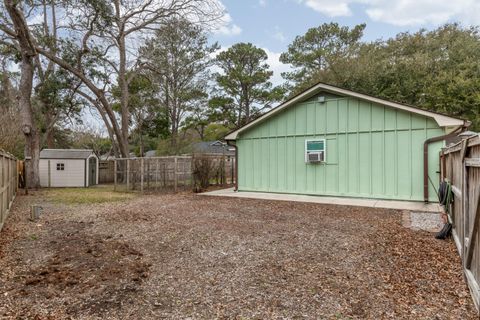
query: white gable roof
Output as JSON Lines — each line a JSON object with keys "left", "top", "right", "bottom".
{"left": 225, "top": 83, "right": 467, "bottom": 140}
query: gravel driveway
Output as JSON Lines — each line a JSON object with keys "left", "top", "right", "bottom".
{"left": 0, "top": 188, "right": 476, "bottom": 319}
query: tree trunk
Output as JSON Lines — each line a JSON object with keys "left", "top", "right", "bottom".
{"left": 118, "top": 35, "right": 130, "bottom": 155}
{"left": 20, "top": 58, "right": 40, "bottom": 188}
{"left": 5, "top": 0, "right": 41, "bottom": 188}
{"left": 18, "top": 40, "right": 40, "bottom": 188}
{"left": 44, "top": 107, "right": 55, "bottom": 148}
{"left": 46, "top": 129, "right": 55, "bottom": 148}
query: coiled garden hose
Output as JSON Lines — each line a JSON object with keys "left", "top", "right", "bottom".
{"left": 436, "top": 180, "right": 453, "bottom": 240}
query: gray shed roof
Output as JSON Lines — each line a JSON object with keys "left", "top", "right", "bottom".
{"left": 40, "top": 149, "right": 95, "bottom": 159}
{"left": 192, "top": 141, "right": 235, "bottom": 156}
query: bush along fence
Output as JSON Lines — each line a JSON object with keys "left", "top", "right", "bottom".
{"left": 0, "top": 150, "right": 17, "bottom": 233}
{"left": 442, "top": 135, "right": 480, "bottom": 311}
{"left": 113, "top": 154, "right": 235, "bottom": 193}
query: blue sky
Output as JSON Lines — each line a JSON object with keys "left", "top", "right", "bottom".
{"left": 211, "top": 0, "right": 479, "bottom": 85}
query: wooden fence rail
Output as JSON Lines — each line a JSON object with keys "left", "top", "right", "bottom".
{"left": 113, "top": 154, "right": 235, "bottom": 193}
{"left": 0, "top": 150, "right": 17, "bottom": 233}
{"left": 442, "top": 135, "right": 480, "bottom": 310}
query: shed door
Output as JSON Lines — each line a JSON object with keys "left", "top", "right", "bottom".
{"left": 89, "top": 158, "right": 97, "bottom": 186}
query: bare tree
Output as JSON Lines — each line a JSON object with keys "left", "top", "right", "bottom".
{"left": 0, "top": 0, "right": 223, "bottom": 185}
{"left": 35, "top": 0, "right": 224, "bottom": 158}
{"left": 1, "top": 0, "right": 82, "bottom": 186}
{"left": 3, "top": 0, "right": 40, "bottom": 187}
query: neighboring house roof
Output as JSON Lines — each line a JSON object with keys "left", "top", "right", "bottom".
{"left": 99, "top": 154, "right": 115, "bottom": 161}
{"left": 446, "top": 131, "right": 479, "bottom": 147}
{"left": 145, "top": 150, "right": 157, "bottom": 157}
{"left": 40, "top": 149, "right": 95, "bottom": 159}
{"left": 225, "top": 82, "right": 468, "bottom": 140}
{"left": 193, "top": 141, "right": 235, "bottom": 155}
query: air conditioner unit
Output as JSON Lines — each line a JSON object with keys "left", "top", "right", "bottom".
{"left": 307, "top": 151, "right": 324, "bottom": 163}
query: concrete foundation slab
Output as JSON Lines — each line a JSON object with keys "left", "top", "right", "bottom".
{"left": 202, "top": 188, "right": 442, "bottom": 213}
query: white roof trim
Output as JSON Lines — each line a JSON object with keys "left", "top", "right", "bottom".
{"left": 225, "top": 83, "right": 466, "bottom": 140}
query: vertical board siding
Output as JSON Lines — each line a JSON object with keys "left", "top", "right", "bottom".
{"left": 237, "top": 96, "right": 444, "bottom": 201}
{"left": 39, "top": 159, "right": 86, "bottom": 187}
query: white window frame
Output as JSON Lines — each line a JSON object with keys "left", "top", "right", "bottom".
{"left": 56, "top": 162, "right": 65, "bottom": 171}
{"left": 305, "top": 139, "right": 326, "bottom": 163}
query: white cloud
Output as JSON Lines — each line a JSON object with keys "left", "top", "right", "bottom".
{"left": 209, "top": 0, "right": 242, "bottom": 37}
{"left": 301, "top": 0, "right": 353, "bottom": 16}
{"left": 298, "top": 0, "right": 480, "bottom": 26}
{"left": 213, "top": 12, "right": 242, "bottom": 36}
{"left": 259, "top": 0, "right": 267, "bottom": 7}
{"left": 366, "top": 0, "right": 480, "bottom": 26}
{"left": 262, "top": 48, "right": 291, "bottom": 86}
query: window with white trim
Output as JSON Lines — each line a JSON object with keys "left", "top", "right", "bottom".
{"left": 56, "top": 163, "right": 65, "bottom": 171}
{"left": 305, "top": 139, "right": 326, "bottom": 163}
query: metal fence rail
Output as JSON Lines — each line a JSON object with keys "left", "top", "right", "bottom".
{"left": 114, "top": 154, "right": 235, "bottom": 193}
{"left": 442, "top": 135, "right": 480, "bottom": 311}
{"left": 0, "top": 150, "right": 17, "bottom": 233}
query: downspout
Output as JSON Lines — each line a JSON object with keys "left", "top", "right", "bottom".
{"left": 226, "top": 140, "right": 238, "bottom": 191}
{"left": 423, "top": 125, "right": 467, "bottom": 203}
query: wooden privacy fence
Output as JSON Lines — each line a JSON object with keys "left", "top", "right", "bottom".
{"left": 99, "top": 160, "right": 115, "bottom": 184}
{"left": 114, "top": 154, "right": 235, "bottom": 193}
{"left": 442, "top": 135, "right": 480, "bottom": 310}
{"left": 0, "top": 150, "right": 17, "bottom": 232}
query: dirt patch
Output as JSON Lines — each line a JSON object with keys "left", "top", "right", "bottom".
{"left": 22, "top": 229, "right": 149, "bottom": 315}
{"left": 0, "top": 190, "right": 476, "bottom": 319}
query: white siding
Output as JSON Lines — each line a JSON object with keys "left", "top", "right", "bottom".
{"left": 39, "top": 159, "right": 49, "bottom": 187}
{"left": 39, "top": 159, "right": 86, "bottom": 187}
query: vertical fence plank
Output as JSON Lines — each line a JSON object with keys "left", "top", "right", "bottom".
{"left": 1, "top": 154, "right": 4, "bottom": 228}
{"left": 155, "top": 159, "right": 159, "bottom": 191}
{"left": 126, "top": 159, "right": 130, "bottom": 191}
{"left": 0, "top": 151, "right": 18, "bottom": 233}
{"left": 174, "top": 157, "right": 178, "bottom": 192}
{"left": 140, "top": 158, "right": 144, "bottom": 193}
{"left": 114, "top": 159, "right": 117, "bottom": 191}
{"left": 443, "top": 136, "right": 480, "bottom": 311}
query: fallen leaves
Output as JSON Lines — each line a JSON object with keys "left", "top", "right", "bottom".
{"left": 0, "top": 191, "right": 476, "bottom": 319}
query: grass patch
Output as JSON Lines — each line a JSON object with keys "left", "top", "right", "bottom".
{"left": 46, "top": 185, "right": 136, "bottom": 205}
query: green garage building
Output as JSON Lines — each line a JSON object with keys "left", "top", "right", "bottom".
{"left": 225, "top": 83, "right": 468, "bottom": 202}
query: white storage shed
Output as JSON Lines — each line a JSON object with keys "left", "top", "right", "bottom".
{"left": 39, "top": 149, "right": 99, "bottom": 187}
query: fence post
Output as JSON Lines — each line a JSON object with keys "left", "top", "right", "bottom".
{"left": 6, "top": 157, "right": 9, "bottom": 207}
{"left": 140, "top": 158, "right": 144, "bottom": 193}
{"left": 126, "top": 159, "right": 130, "bottom": 191}
{"left": 147, "top": 159, "right": 150, "bottom": 190}
{"left": 1, "top": 154, "right": 4, "bottom": 227}
{"left": 155, "top": 159, "right": 159, "bottom": 191}
{"left": 174, "top": 157, "right": 178, "bottom": 192}
{"left": 16, "top": 160, "right": 19, "bottom": 192}
{"left": 114, "top": 159, "right": 117, "bottom": 191}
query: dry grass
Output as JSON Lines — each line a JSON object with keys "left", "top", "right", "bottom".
{"left": 0, "top": 190, "right": 476, "bottom": 319}
{"left": 46, "top": 185, "right": 135, "bottom": 205}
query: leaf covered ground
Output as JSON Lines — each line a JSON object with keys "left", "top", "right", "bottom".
{"left": 0, "top": 189, "right": 476, "bottom": 319}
